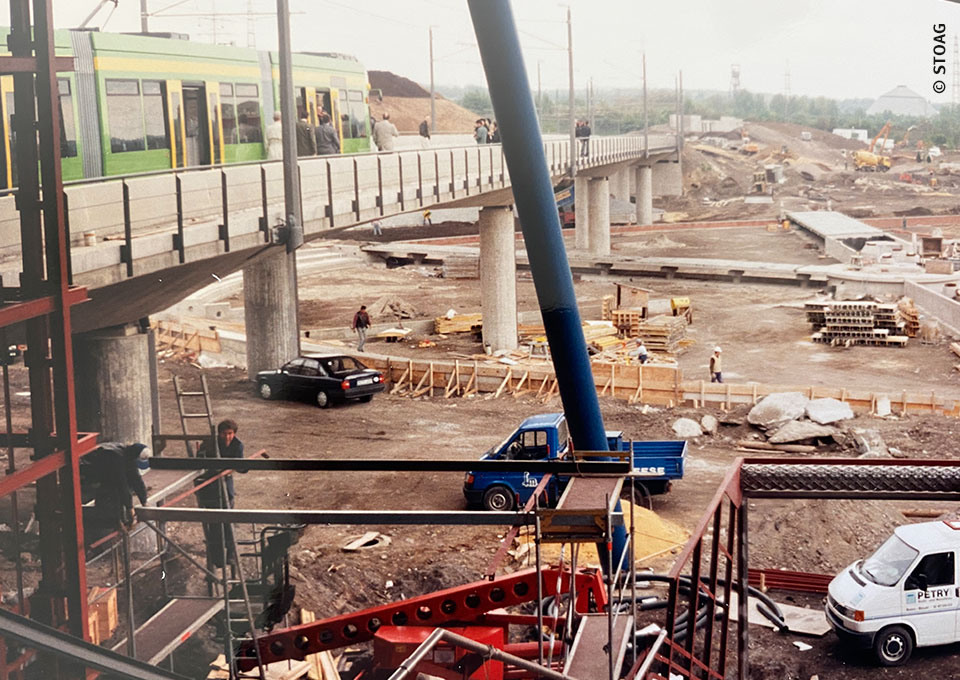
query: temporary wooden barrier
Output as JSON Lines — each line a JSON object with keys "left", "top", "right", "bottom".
{"left": 363, "top": 355, "right": 960, "bottom": 417}
{"left": 155, "top": 320, "right": 221, "bottom": 356}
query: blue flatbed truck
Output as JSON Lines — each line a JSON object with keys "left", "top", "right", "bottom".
{"left": 463, "top": 413, "right": 687, "bottom": 511}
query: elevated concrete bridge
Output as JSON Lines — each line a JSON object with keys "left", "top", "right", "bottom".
{"left": 0, "top": 134, "right": 680, "bottom": 444}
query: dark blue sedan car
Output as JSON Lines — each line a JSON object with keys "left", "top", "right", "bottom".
{"left": 256, "top": 354, "right": 385, "bottom": 408}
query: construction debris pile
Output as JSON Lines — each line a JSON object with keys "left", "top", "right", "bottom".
{"left": 804, "top": 299, "right": 913, "bottom": 347}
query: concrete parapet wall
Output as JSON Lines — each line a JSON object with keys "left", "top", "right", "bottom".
{"left": 65, "top": 182, "right": 124, "bottom": 241}
{"left": 905, "top": 280, "right": 960, "bottom": 337}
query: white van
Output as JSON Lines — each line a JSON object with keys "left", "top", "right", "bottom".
{"left": 826, "top": 520, "right": 960, "bottom": 666}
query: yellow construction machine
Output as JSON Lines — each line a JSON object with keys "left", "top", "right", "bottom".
{"left": 854, "top": 121, "right": 892, "bottom": 172}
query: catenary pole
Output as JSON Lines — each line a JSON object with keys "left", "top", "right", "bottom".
{"left": 429, "top": 26, "right": 437, "bottom": 133}
{"left": 277, "top": 0, "right": 303, "bottom": 251}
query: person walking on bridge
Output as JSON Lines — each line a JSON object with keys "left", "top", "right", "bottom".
{"left": 352, "top": 305, "right": 371, "bottom": 352}
{"left": 373, "top": 113, "right": 399, "bottom": 152}
{"left": 296, "top": 109, "right": 316, "bottom": 157}
{"left": 474, "top": 119, "right": 488, "bottom": 144}
{"left": 419, "top": 116, "right": 431, "bottom": 149}
{"left": 316, "top": 113, "right": 341, "bottom": 155}
{"left": 266, "top": 111, "right": 283, "bottom": 160}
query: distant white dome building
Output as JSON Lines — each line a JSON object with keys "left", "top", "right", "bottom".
{"left": 866, "top": 85, "right": 936, "bottom": 118}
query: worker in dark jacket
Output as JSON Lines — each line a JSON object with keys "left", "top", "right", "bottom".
{"left": 315, "top": 113, "right": 341, "bottom": 155}
{"left": 195, "top": 419, "right": 245, "bottom": 569}
{"left": 295, "top": 109, "right": 316, "bottom": 157}
{"left": 82, "top": 442, "right": 151, "bottom": 528}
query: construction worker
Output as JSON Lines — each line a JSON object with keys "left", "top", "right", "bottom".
{"left": 82, "top": 442, "right": 151, "bottom": 529}
{"left": 195, "top": 420, "right": 245, "bottom": 569}
{"left": 709, "top": 346, "right": 723, "bottom": 384}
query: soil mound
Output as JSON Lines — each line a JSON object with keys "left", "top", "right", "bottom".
{"left": 369, "top": 70, "right": 430, "bottom": 98}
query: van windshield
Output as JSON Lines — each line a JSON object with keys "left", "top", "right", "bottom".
{"left": 861, "top": 535, "right": 919, "bottom": 586}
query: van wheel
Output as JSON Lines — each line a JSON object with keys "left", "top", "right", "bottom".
{"left": 482, "top": 485, "right": 515, "bottom": 512}
{"left": 874, "top": 625, "right": 913, "bottom": 666}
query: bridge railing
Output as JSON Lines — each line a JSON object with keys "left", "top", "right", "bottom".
{"left": 0, "top": 134, "right": 677, "bottom": 284}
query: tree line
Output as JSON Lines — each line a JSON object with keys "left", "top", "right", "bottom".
{"left": 453, "top": 85, "right": 960, "bottom": 149}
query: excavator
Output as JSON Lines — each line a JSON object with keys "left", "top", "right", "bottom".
{"left": 853, "top": 121, "right": 892, "bottom": 172}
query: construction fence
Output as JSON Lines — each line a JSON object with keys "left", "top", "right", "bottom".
{"left": 363, "top": 356, "right": 960, "bottom": 417}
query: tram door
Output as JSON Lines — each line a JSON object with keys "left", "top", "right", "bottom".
{"left": 165, "top": 80, "right": 186, "bottom": 168}
{"left": 315, "top": 88, "right": 340, "bottom": 152}
{"left": 181, "top": 83, "right": 211, "bottom": 166}
{"left": 0, "top": 76, "right": 13, "bottom": 189}
{"left": 329, "top": 87, "right": 343, "bottom": 149}
{"left": 206, "top": 82, "right": 224, "bottom": 165}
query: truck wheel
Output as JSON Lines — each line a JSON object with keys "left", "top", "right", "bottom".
{"left": 620, "top": 483, "right": 652, "bottom": 510}
{"left": 874, "top": 625, "right": 913, "bottom": 666}
{"left": 482, "top": 485, "right": 516, "bottom": 512}
{"left": 259, "top": 382, "right": 274, "bottom": 400}
{"left": 315, "top": 390, "right": 331, "bottom": 409}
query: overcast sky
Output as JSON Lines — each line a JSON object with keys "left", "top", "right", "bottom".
{"left": 53, "top": 0, "right": 960, "bottom": 102}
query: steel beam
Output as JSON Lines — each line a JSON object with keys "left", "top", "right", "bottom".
{"left": 0, "top": 432, "right": 98, "bottom": 500}
{"left": 0, "top": 607, "right": 187, "bottom": 680}
{"left": 138, "top": 507, "right": 625, "bottom": 527}
{"left": 0, "top": 287, "right": 88, "bottom": 327}
{"left": 147, "top": 457, "right": 631, "bottom": 474}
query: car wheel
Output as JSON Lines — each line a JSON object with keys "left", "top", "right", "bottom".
{"left": 258, "top": 382, "right": 274, "bottom": 400}
{"left": 358, "top": 395, "right": 373, "bottom": 403}
{"left": 874, "top": 625, "right": 913, "bottom": 666}
{"left": 482, "top": 485, "right": 515, "bottom": 512}
{"left": 315, "top": 390, "right": 331, "bottom": 409}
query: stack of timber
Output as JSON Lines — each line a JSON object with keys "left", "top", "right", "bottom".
{"left": 435, "top": 312, "right": 482, "bottom": 334}
{"left": 897, "top": 298, "right": 920, "bottom": 337}
{"left": 611, "top": 309, "right": 643, "bottom": 337}
{"left": 441, "top": 256, "right": 480, "bottom": 279}
{"left": 806, "top": 300, "right": 908, "bottom": 347}
{"left": 637, "top": 315, "right": 687, "bottom": 353}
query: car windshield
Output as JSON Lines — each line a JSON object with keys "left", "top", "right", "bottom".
{"left": 860, "top": 535, "right": 918, "bottom": 586}
{"left": 483, "top": 432, "right": 517, "bottom": 460}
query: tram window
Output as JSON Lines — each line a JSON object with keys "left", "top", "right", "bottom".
{"left": 348, "top": 90, "right": 365, "bottom": 139}
{"left": 105, "top": 79, "right": 145, "bottom": 153}
{"left": 235, "top": 83, "right": 261, "bottom": 144}
{"left": 219, "top": 82, "right": 238, "bottom": 145}
{"left": 142, "top": 80, "right": 168, "bottom": 151}
{"left": 57, "top": 78, "right": 77, "bottom": 158}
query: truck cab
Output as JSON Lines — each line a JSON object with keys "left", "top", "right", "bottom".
{"left": 463, "top": 413, "right": 685, "bottom": 512}
{"left": 826, "top": 519, "right": 960, "bottom": 666}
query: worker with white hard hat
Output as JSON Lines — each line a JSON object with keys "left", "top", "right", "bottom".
{"left": 710, "top": 346, "right": 723, "bottom": 384}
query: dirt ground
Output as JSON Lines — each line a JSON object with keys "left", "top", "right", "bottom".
{"left": 143, "top": 361, "right": 960, "bottom": 679}
{"left": 286, "top": 226, "right": 960, "bottom": 400}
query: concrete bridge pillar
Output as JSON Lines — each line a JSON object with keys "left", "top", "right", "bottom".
{"left": 610, "top": 168, "right": 630, "bottom": 202}
{"left": 479, "top": 206, "right": 518, "bottom": 352}
{"left": 74, "top": 323, "right": 154, "bottom": 445}
{"left": 243, "top": 250, "right": 300, "bottom": 379}
{"left": 636, "top": 165, "right": 653, "bottom": 225}
{"left": 574, "top": 175, "right": 591, "bottom": 251}
{"left": 588, "top": 176, "right": 611, "bottom": 257}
